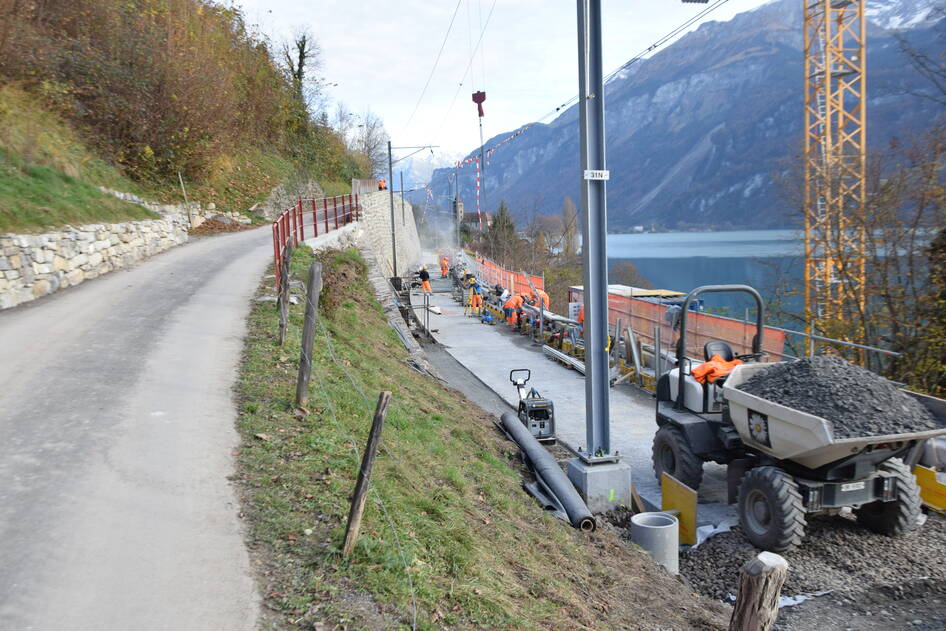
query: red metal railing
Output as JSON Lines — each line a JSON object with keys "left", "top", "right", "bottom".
{"left": 272, "top": 193, "right": 361, "bottom": 291}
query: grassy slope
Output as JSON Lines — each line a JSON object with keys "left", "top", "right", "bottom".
{"left": 0, "top": 86, "right": 158, "bottom": 232}
{"left": 236, "top": 246, "right": 728, "bottom": 630}
{"left": 0, "top": 85, "right": 303, "bottom": 233}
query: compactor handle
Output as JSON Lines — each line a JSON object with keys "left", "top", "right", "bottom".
{"left": 509, "top": 368, "right": 531, "bottom": 385}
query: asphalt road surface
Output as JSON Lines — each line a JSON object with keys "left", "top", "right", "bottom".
{"left": 0, "top": 227, "right": 272, "bottom": 630}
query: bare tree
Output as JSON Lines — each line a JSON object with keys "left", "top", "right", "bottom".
{"left": 282, "top": 29, "right": 323, "bottom": 114}
{"left": 331, "top": 102, "right": 357, "bottom": 147}
{"left": 560, "top": 197, "right": 579, "bottom": 256}
{"left": 896, "top": 9, "right": 946, "bottom": 106}
{"left": 355, "top": 110, "right": 388, "bottom": 176}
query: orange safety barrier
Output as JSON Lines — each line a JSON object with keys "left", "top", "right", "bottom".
{"left": 569, "top": 288, "right": 786, "bottom": 361}
{"left": 472, "top": 255, "right": 543, "bottom": 298}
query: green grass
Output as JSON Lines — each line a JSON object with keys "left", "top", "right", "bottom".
{"left": 0, "top": 84, "right": 298, "bottom": 231}
{"left": 235, "top": 247, "right": 728, "bottom": 630}
{"left": 320, "top": 180, "right": 353, "bottom": 198}
{"left": 0, "top": 148, "right": 157, "bottom": 233}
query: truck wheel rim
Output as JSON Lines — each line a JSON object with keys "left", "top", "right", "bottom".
{"left": 745, "top": 489, "right": 772, "bottom": 535}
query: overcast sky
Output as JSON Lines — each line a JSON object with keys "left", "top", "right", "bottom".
{"left": 236, "top": 0, "right": 772, "bottom": 162}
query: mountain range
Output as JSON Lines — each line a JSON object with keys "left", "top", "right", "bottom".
{"left": 422, "top": 0, "right": 945, "bottom": 231}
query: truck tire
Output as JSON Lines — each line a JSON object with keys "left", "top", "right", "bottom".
{"left": 854, "top": 458, "right": 922, "bottom": 536}
{"left": 737, "top": 466, "right": 807, "bottom": 552}
{"left": 652, "top": 425, "right": 704, "bottom": 490}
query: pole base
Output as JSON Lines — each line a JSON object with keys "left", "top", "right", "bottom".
{"left": 566, "top": 457, "right": 632, "bottom": 514}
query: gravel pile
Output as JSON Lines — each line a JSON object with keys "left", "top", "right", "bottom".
{"left": 681, "top": 513, "right": 946, "bottom": 602}
{"left": 737, "top": 356, "right": 939, "bottom": 438}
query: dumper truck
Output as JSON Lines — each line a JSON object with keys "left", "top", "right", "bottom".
{"left": 651, "top": 285, "right": 946, "bottom": 551}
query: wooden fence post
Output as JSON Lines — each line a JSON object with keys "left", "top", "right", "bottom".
{"left": 729, "top": 552, "right": 788, "bottom": 631}
{"left": 277, "top": 243, "right": 293, "bottom": 346}
{"left": 294, "top": 262, "right": 323, "bottom": 408}
{"left": 341, "top": 391, "right": 392, "bottom": 557}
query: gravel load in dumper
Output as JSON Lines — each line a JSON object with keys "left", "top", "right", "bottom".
{"left": 736, "top": 356, "right": 938, "bottom": 439}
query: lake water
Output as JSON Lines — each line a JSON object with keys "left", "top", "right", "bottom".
{"left": 607, "top": 230, "right": 805, "bottom": 318}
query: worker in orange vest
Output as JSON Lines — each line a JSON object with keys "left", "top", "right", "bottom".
{"left": 440, "top": 255, "right": 449, "bottom": 278}
{"left": 533, "top": 288, "right": 550, "bottom": 311}
{"left": 504, "top": 294, "right": 524, "bottom": 325}
{"left": 418, "top": 266, "right": 431, "bottom": 293}
{"left": 577, "top": 304, "right": 584, "bottom": 333}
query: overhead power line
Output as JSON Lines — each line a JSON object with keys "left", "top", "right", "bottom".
{"left": 434, "top": 0, "right": 498, "bottom": 140}
{"left": 404, "top": 0, "right": 463, "bottom": 130}
{"left": 439, "top": 0, "right": 734, "bottom": 176}
{"left": 534, "top": 0, "right": 732, "bottom": 124}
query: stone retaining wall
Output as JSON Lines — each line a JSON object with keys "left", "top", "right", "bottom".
{"left": 0, "top": 193, "right": 247, "bottom": 310}
{"left": 357, "top": 191, "right": 422, "bottom": 277}
{"left": 0, "top": 189, "right": 420, "bottom": 310}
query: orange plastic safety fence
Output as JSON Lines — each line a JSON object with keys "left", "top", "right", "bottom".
{"left": 472, "top": 256, "right": 543, "bottom": 298}
{"left": 571, "top": 289, "right": 785, "bottom": 361}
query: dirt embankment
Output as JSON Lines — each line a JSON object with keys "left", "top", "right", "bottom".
{"left": 234, "top": 246, "right": 728, "bottom": 630}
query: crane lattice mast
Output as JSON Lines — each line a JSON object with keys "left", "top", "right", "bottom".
{"left": 803, "top": 0, "right": 868, "bottom": 345}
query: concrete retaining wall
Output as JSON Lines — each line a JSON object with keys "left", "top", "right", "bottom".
{"left": 357, "top": 191, "right": 422, "bottom": 278}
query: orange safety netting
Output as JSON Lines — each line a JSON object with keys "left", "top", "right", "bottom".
{"left": 473, "top": 256, "right": 543, "bottom": 298}
{"left": 570, "top": 288, "right": 786, "bottom": 361}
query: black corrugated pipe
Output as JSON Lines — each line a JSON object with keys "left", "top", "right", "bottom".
{"left": 501, "top": 412, "right": 596, "bottom": 532}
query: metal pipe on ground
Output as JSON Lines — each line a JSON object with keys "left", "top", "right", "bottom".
{"left": 500, "top": 412, "right": 596, "bottom": 531}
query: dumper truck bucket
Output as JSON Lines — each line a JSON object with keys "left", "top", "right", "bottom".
{"left": 723, "top": 363, "right": 946, "bottom": 470}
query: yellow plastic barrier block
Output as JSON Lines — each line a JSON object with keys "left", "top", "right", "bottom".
{"left": 661, "top": 472, "right": 697, "bottom": 545}
{"left": 914, "top": 465, "right": 946, "bottom": 513}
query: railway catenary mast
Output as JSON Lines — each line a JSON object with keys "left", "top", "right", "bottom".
{"left": 803, "top": 0, "right": 868, "bottom": 347}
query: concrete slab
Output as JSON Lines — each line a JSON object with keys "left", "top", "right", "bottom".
{"left": 567, "top": 458, "right": 633, "bottom": 513}
{"left": 412, "top": 254, "right": 736, "bottom": 526}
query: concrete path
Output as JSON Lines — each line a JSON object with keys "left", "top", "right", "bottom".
{"left": 416, "top": 256, "right": 735, "bottom": 525}
{"left": 0, "top": 227, "right": 272, "bottom": 630}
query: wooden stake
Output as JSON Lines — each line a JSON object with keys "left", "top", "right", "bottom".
{"left": 630, "top": 484, "right": 646, "bottom": 514}
{"left": 342, "top": 391, "right": 392, "bottom": 557}
{"left": 729, "top": 552, "right": 788, "bottom": 631}
{"left": 277, "top": 244, "right": 292, "bottom": 346}
{"left": 294, "top": 262, "right": 323, "bottom": 408}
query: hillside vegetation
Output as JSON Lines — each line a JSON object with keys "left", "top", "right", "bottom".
{"left": 0, "top": 0, "right": 368, "bottom": 231}
{"left": 235, "top": 246, "right": 728, "bottom": 630}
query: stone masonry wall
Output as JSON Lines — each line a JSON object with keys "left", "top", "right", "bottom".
{"left": 0, "top": 189, "right": 420, "bottom": 310}
{"left": 358, "top": 190, "right": 422, "bottom": 277}
{"left": 0, "top": 191, "right": 248, "bottom": 310}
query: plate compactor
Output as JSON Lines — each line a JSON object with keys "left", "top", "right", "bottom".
{"left": 510, "top": 369, "right": 556, "bottom": 444}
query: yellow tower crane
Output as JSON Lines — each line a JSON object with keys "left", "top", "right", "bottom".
{"left": 803, "top": 0, "right": 868, "bottom": 349}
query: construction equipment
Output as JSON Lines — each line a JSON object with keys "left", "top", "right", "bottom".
{"left": 509, "top": 369, "right": 556, "bottom": 444}
{"left": 652, "top": 285, "right": 946, "bottom": 552}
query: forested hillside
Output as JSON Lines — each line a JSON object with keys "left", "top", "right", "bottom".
{"left": 0, "top": 0, "right": 370, "bottom": 230}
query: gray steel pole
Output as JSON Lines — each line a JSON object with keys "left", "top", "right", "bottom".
{"left": 387, "top": 140, "right": 397, "bottom": 277}
{"left": 454, "top": 167, "right": 460, "bottom": 248}
{"left": 400, "top": 171, "right": 405, "bottom": 225}
{"left": 478, "top": 118, "right": 487, "bottom": 216}
{"left": 577, "top": 0, "right": 610, "bottom": 456}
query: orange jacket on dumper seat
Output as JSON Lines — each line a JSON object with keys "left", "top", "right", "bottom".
{"left": 692, "top": 354, "right": 743, "bottom": 384}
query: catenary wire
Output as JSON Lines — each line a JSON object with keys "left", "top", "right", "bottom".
{"left": 404, "top": 0, "right": 464, "bottom": 130}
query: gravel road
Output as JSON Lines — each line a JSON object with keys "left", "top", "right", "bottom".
{"left": 682, "top": 512, "right": 946, "bottom": 630}
{"left": 0, "top": 228, "right": 271, "bottom": 630}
